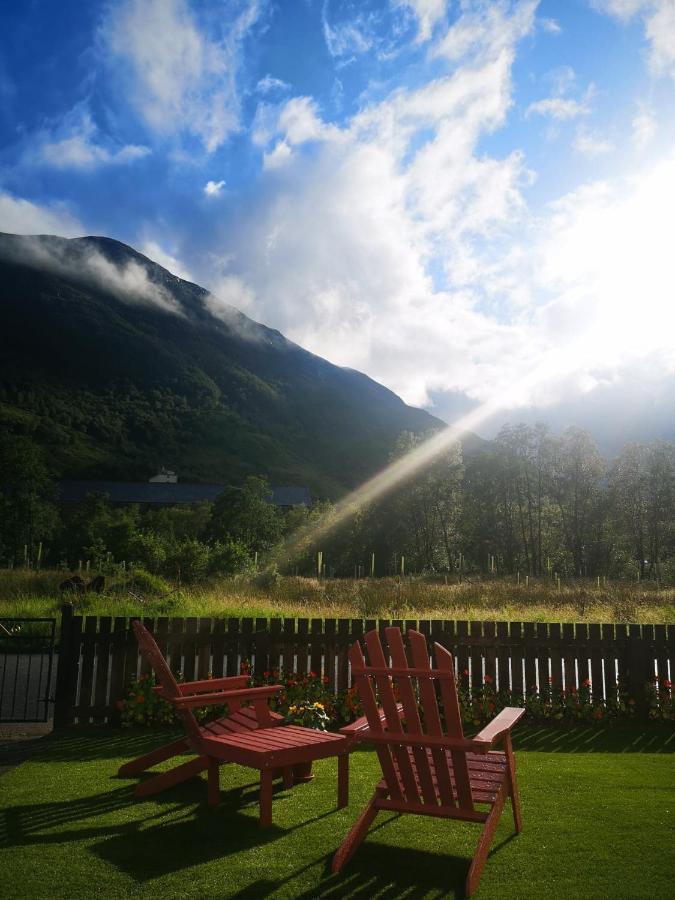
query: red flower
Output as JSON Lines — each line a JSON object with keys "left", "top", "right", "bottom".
{"left": 582, "top": 678, "right": 592, "bottom": 687}
{"left": 309, "top": 671, "right": 317, "bottom": 679}
{"left": 462, "top": 669, "right": 469, "bottom": 676}
{"left": 322, "top": 675, "right": 330, "bottom": 684}
{"left": 263, "top": 671, "right": 270, "bottom": 678}
{"left": 484, "top": 674, "right": 493, "bottom": 684}
{"left": 136, "top": 695, "right": 145, "bottom": 704}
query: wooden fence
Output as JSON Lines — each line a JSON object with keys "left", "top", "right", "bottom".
{"left": 53, "top": 604, "right": 672, "bottom": 726}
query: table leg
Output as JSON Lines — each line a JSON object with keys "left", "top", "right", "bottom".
{"left": 259, "top": 769, "right": 273, "bottom": 827}
{"left": 338, "top": 752, "right": 349, "bottom": 808}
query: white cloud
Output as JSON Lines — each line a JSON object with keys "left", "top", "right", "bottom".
{"left": 0, "top": 191, "right": 83, "bottom": 236}
{"left": 204, "top": 179, "right": 226, "bottom": 197}
{"left": 526, "top": 96, "right": 590, "bottom": 120}
{"left": 201, "top": 1, "right": 537, "bottom": 407}
{"left": 178, "top": 0, "right": 675, "bottom": 416}
{"left": 540, "top": 17, "right": 562, "bottom": 34}
{"left": 394, "top": 0, "right": 447, "bottom": 42}
{"left": 323, "top": 11, "right": 376, "bottom": 58}
{"left": 256, "top": 74, "right": 290, "bottom": 95}
{"left": 632, "top": 106, "right": 657, "bottom": 149}
{"left": 432, "top": 0, "right": 537, "bottom": 63}
{"left": 35, "top": 112, "right": 149, "bottom": 170}
{"left": 263, "top": 140, "right": 292, "bottom": 170}
{"left": 1, "top": 234, "right": 183, "bottom": 315}
{"left": 103, "top": 0, "right": 262, "bottom": 151}
{"left": 572, "top": 129, "right": 614, "bottom": 157}
{"left": 140, "top": 240, "right": 194, "bottom": 281}
{"left": 591, "top": 0, "right": 675, "bottom": 80}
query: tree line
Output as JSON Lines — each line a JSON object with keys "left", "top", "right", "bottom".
{"left": 0, "top": 425, "right": 672, "bottom": 583}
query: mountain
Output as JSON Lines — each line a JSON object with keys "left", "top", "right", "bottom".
{"left": 0, "top": 232, "right": 444, "bottom": 497}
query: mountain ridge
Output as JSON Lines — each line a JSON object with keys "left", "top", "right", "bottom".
{"left": 0, "top": 231, "right": 445, "bottom": 497}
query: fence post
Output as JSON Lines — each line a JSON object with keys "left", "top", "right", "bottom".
{"left": 54, "top": 603, "right": 77, "bottom": 729}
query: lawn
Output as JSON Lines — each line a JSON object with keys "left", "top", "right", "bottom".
{"left": 1, "top": 725, "right": 673, "bottom": 898}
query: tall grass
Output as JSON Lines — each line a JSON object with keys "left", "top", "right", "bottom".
{"left": 0, "top": 569, "right": 672, "bottom": 623}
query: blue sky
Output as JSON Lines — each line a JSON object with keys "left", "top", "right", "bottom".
{"left": 1, "top": 0, "right": 674, "bottom": 428}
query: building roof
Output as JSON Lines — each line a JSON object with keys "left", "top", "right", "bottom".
{"left": 59, "top": 481, "right": 312, "bottom": 507}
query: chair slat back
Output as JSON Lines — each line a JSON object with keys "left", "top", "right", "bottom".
{"left": 132, "top": 620, "right": 202, "bottom": 745}
{"left": 349, "top": 628, "right": 475, "bottom": 814}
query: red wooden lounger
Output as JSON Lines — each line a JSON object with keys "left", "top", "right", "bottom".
{"left": 119, "top": 619, "right": 350, "bottom": 826}
{"left": 332, "top": 627, "right": 525, "bottom": 897}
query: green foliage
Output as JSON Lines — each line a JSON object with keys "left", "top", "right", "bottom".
{"left": 123, "top": 567, "right": 174, "bottom": 597}
{"left": 646, "top": 674, "right": 674, "bottom": 722}
{"left": 0, "top": 434, "right": 58, "bottom": 565}
{"left": 116, "top": 661, "right": 659, "bottom": 731}
{"left": 209, "top": 476, "right": 283, "bottom": 554}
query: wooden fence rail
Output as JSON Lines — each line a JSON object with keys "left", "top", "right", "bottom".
{"left": 53, "top": 604, "right": 672, "bottom": 726}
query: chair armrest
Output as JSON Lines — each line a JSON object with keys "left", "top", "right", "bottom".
{"left": 179, "top": 676, "right": 249, "bottom": 695}
{"left": 163, "top": 684, "right": 283, "bottom": 709}
{"left": 151, "top": 676, "right": 250, "bottom": 697}
{"left": 339, "top": 704, "right": 404, "bottom": 740}
{"left": 474, "top": 707, "right": 525, "bottom": 746}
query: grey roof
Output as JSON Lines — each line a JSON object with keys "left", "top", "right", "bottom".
{"left": 59, "top": 481, "right": 311, "bottom": 507}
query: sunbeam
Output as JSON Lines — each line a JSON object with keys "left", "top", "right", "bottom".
{"left": 269, "top": 341, "right": 591, "bottom": 570}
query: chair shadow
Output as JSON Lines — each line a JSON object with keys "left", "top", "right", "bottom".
{"left": 232, "top": 842, "right": 469, "bottom": 900}
{"left": 1, "top": 766, "right": 341, "bottom": 883}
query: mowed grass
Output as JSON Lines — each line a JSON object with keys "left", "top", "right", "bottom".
{"left": 1, "top": 570, "right": 673, "bottom": 624}
{"left": 0, "top": 725, "right": 673, "bottom": 898}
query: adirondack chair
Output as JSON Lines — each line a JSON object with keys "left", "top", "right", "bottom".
{"left": 120, "top": 619, "right": 350, "bottom": 826}
{"left": 332, "top": 627, "right": 525, "bottom": 897}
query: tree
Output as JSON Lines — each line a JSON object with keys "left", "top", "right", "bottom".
{"left": 612, "top": 441, "right": 675, "bottom": 578}
{"left": 209, "top": 476, "right": 282, "bottom": 555}
{"left": 0, "top": 434, "right": 59, "bottom": 565}
{"left": 548, "top": 428, "right": 605, "bottom": 575}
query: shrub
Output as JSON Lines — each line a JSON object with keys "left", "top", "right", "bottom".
{"left": 646, "top": 675, "right": 674, "bottom": 722}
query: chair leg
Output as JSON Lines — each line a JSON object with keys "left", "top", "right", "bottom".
{"left": 134, "top": 756, "right": 209, "bottom": 798}
{"left": 118, "top": 737, "right": 189, "bottom": 776}
{"left": 332, "top": 796, "right": 379, "bottom": 873}
{"left": 207, "top": 758, "right": 220, "bottom": 807}
{"left": 337, "top": 753, "right": 349, "bottom": 808}
{"left": 259, "top": 769, "right": 273, "bottom": 828}
{"left": 504, "top": 734, "right": 522, "bottom": 833}
{"left": 282, "top": 766, "right": 294, "bottom": 789}
{"left": 465, "top": 785, "right": 507, "bottom": 898}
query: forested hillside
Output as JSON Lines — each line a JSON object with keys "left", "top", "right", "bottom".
{"left": 0, "top": 232, "right": 441, "bottom": 497}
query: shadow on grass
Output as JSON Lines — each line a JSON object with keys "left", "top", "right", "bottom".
{"left": 230, "top": 841, "right": 469, "bottom": 900}
{"left": 513, "top": 724, "right": 675, "bottom": 753}
{"left": 7, "top": 722, "right": 674, "bottom": 772}
{"left": 1, "top": 764, "right": 339, "bottom": 883}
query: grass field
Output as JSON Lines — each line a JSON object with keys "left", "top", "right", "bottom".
{"left": 0, "top": 725, "right": 673, "bottom": 898}
{"left": 0, "top": 569, "right": 673, "bottom": 624}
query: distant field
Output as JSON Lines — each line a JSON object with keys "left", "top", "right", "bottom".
{"left": 0, "top": 569, "right": 673, "bottom": 624}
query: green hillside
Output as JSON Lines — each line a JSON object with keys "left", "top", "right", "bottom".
{"left": 0, "top": 232, "right": 443, "bottom": 497}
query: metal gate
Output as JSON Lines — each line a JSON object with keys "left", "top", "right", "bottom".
{"left": 0, "top": 618, "right": 56, "bottom": 722}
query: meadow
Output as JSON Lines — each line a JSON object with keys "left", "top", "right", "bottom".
{"left": 0, "top": 569, "right": 672, "bottom": 625}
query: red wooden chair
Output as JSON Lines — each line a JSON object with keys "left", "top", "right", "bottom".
{"left": 332, "top": 627, "right": 525, "bottom": 897}
{"left": 119, "top": 620, "right": 350, "bottom": 826}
